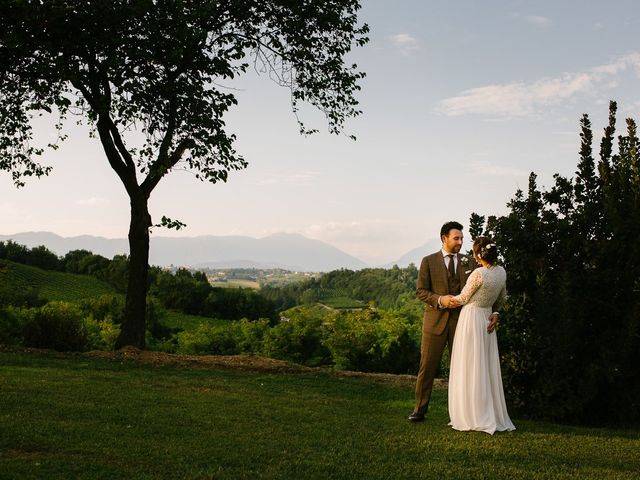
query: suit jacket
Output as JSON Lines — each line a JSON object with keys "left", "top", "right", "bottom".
{"left": 416, "top": 251, "right": 475, "bottom": 335}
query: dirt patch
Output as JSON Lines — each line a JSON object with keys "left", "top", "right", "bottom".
{"left": 0, "top": 345, "right": 447, "bottom": 389}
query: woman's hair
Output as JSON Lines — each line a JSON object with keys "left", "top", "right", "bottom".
{"left": 473, "top": 236, "right": 498, "bottom": 265}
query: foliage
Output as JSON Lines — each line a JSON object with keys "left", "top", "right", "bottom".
{"left": 162, "top": 310, "right": 229, "bottom": 332}
{"left": 176, "top": 319, "right": 271, "bottom": 356}
{"left": 0, "top": 240, "right": 62, "bottom": 271}
{"left": 0, "top": 257, "right": 116, "bottom": 307}
{"left": 261, "top": 265, "right": 419, "bottom": 311}
{"left": 149, "top": 267, "right": 278, "bottom": 322}
{"left": 0, "top": 260, "right": 46, "bottom": 308}
{"left": 77, "top": 294, "right": 126, "bottom": 326}
{"left": 262, "top": 310, "right": 331, "bottom": 366}
{"left": 23, "top": 301, "right": 89, "bottom": 351}
{"left": 472, "top": 101, "right": 640, "bottom": 425}
{"left": 0, "top": 292, "right": 169, "bottom": 352}
{"left": 0, "top": 0, "right": 369, "bottom": 349}
{"left": 0, "top": 305, "right": 34, "bottom": 345}
{"left": 171, "top": 304, "right": 423, "bottom": 374}
{"left": 84, "top": 315, "right": 121, "bottom": 351}
{"left": 323, "top": 308, "right": 420, "bottom": 373}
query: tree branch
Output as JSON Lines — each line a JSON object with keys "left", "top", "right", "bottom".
{"left": 141, "top": 137, "right": 195, "bottom": 195}
{"left": 96, "top": 115, "right": 139, "bottom": 195}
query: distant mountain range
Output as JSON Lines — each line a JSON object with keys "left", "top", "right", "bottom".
{"left": 0, "top": 231, "right": 368, "bottom": 272}
{"left": 0, "top": 231, "right": 444, "bottom": 271}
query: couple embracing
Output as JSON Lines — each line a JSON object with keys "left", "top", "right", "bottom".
{"left": 408, "top": 221, "right": 515, "bottom": 434}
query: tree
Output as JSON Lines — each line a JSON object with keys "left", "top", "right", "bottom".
{"left": 471, "top": 101, "right": 640, "bottom": 425}
{"left": 0, "top": 1, "right": 369, "bottom": 348}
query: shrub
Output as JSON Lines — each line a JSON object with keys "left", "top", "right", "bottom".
{"left": 84, "top": 314, "right": 120, "bottom": 351}
{"left": 23, "top": 301, "right": 88, "bottom": 351}
{"left": 323, "top": 308, "right": 420, "bottom": 374}
{"left": 78, "top": 294, "right": 125, "bottom": 325}
{"left": 262, "top": 307, "right": 331, "bottom": 366}
{"left": 78, "top": 294, "right": 171, "bottom": 342}
{"left": 0, "top": 306, "right": 35, "bottom": 345}
{"left": 176, "top": 324, "right": 238, "bottom": 355}
{"left": 234, "top": 318, "right": 270, "bottom": 354}
{"left": 0, "top": 285, "right": 45, "bottom": 309}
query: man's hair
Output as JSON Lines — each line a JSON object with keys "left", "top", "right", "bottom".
{"left": 440, "top": 221, "right": 464, "bottom": 238}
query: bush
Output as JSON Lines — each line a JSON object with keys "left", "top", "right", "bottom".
{"left": 84, "top": 314, "right": 121, "bottom": 351}
{"left": 78, "top": 294, "right": 171, "bottom": 343}
{"left": 78, "top": 294, "right": 125, "bottom": 325}
{"left": 23, "top": 301, "right": 88, "bottom": 351}
{"left": 261, "top": 313, "right": 330, "bottom": 367}
{"left": 176, "top": 323, "right": 239, "bottom": 355}
{"left": 0, "top": 306, "right": 35, "bottom": 345}
{"left": 323, "top": 308, "right": 420, "bottom": 374}
{"left": 0, "top": 285, "right": 46, "bottom": 309}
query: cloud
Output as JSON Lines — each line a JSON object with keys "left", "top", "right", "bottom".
{"left": 387, "top": 33, "right": 420, "bottom": 56}
{"left": 523, "top": 15, "right": 552, "bottom": 27}
{"left": 295, "top": 220, "right": 420, "bottom": 264}
{"left": 76, "top": 197, "right": 108, "bottom": 206}
{"left": 303, "top": 220, "right": 402, "bottom": 243}
{"left": 436, "top": 52, "right": 640, "bottom": 117}
{"left": 511, "top": 13, "right": 552, "bottom": 27}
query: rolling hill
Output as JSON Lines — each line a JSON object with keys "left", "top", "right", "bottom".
{"left": 0, "top": 259, "right": 115, "bottom": 303}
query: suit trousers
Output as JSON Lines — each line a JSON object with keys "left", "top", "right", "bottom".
{"left": 414, "top": 311, "right": 460, "bottom": 414}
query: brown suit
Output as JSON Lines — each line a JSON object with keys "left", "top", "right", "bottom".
{"left": 414, "top": 250, "right": 474, "bottom": 415}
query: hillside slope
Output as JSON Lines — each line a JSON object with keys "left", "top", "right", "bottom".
{"left": 0, "top": 259, "right": 115, "bottom": 303}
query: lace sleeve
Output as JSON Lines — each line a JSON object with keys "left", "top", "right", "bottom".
{"left": 453, "top": 268, "right": 483, "bottom": 305}
{"left": 494, "top": 282, "right": 507, "bottom": 311}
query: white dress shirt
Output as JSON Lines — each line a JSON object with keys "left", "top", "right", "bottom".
{"left": 441, "top": 248, "right": 458, "bottom": 274}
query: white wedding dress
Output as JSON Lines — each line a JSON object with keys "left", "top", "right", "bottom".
{"left": 448, "top": 266, "right": 515, "bottom": 434}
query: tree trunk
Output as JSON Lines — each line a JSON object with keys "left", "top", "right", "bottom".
{"left": 115, "top": 192, "right": 151, "bottom": 349}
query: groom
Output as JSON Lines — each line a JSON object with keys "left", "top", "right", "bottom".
{"left": 408, "top": 221, "right": 478, "bottom": 422}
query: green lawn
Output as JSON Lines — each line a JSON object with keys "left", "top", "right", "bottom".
{"left": 0, "top": 259, "right": 115, "bottom": 302}
{"left": 1, "top": 350, "right": 638, "bottom": 479}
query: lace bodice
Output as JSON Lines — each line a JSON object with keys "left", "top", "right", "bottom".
{"left": 453, "top": 266, "right": 507, "bottom": 309}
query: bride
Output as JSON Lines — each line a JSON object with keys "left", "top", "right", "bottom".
{"left": 441, "top": 237, "right": 515, "bottom": 434}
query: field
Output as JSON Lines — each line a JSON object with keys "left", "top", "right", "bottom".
{"left": 163, "top": 310, "right": 230, "bottom": 331}
{"left": 317, "top": 288, "right": 365, "bottom": 309}
{"left": 1, "top": 349, "right": 638, "bottom": 480}
{"left": 0, "top": 259, "right": 115, "bottom": 302}
{"left": 210, "top": 279, "right": 261, "bottom": 289}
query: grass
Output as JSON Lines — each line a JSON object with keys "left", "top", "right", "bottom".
{"left": 163, "top": 310, "right": 231, "bottom": 331}
{"left": 214, "top": 279, "right": 261, "bottom": 289}
{"left": 0, "top": 259, "right": 114, "bottom": 302}
{"left": 1, "top": 350, "right": 638, "bottom": 480}
{"left": 319, "top": 296, "right": 365, "bottom": 309}
{"left": 317, "top": 288, "right": 365, "bottom": 309}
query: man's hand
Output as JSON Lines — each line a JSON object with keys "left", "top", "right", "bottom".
{"left": 449, "top": 297, "right": 461, "bottom": 308}
{"left": 439, "top": 295, "right": 455, "bottom": 308}
{"left": 487, "top": 313, "right": 499, "bottom": 333}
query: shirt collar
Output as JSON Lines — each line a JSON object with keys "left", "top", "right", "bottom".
{"left": 441, "top": 248, "right": 457, "bottom": 258}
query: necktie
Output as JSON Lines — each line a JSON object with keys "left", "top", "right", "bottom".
{"left": 447, "top": 254, "right": 456, "bottom": 277}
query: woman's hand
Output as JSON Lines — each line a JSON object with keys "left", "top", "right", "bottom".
{"left": 440, "top": 295, "right": 458, "bottom": 308}
{"left": 448, "top": 297, "right": 461, "bottom": 308}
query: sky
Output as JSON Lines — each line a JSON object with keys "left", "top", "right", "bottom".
{"left": 3, "top": 0, "right": 640, "bottom": 265}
